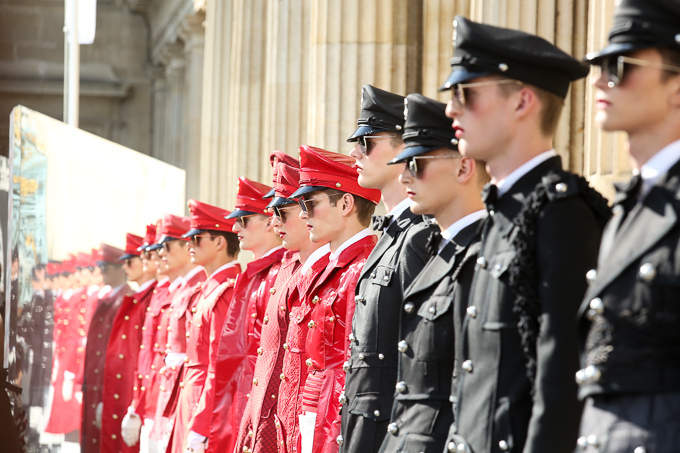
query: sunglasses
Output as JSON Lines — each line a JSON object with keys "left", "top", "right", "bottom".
{"left": 236, "top": 214, "right": 259, "bottom": 228}
{"left": 357, "top": 134, "right": 398, "bottom": 155}
{"left": 451, "top": 79, "right": 524, "bottom": 107}
{"left": 162, "top": 238, "right": 183, "bottom": 252}
{"left": 404, "top": 154, "right": 461, "bottom": 178}
{"left": 189, "top": 234, "right": 219, "bottom": 246}
{"left": 597, "top": 55, "right": 680, "bottom": 88}
{"left": 272, "top": 204, "right": 299, "bottom": 223}
{"left": 298, "top": 193, "right": 342, "bottom": 217}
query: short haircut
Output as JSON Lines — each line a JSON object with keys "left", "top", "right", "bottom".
{"left": 390, "top": 132, "right": 404, "bottom": 149}
{"left": 659, "top": 47, "right": 680, "bottom": 82}
{"left": 206, "top": 230, "right": 240, "bottom": 258}
{"left": 497, "top": 78, "right": 565, "bottom": 137}
{"left": 322, "top": 188, "right": 376, "bottom": 227}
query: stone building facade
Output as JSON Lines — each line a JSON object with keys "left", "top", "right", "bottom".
{"left": 0, "top": 0, "right": 628, "bottom": 207}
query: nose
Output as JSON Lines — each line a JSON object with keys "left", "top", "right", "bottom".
{"left": 349, "top": 143, "right": 363, "bottom": 160}
{"left": 592, "top": 66, "right": 609, "bottom": 90}
{"left": 232, "top": 222, "right": 242, "bottom": 233}
{"left": 399, "top": 164, "right": 412, "bottom": 186}
{"left": 445, "top": 96, "right": 461, "bottom": 120}
{"left": 300, "top": 209, "right": 309, "bottom": 220}
{"left": 271, "top": 215, "right": 282, "bottom": 228}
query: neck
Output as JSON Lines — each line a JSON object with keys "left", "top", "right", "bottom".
{"left": 248, "top": 236, "right": 282, "bottom": 261}
{"left": 178, "top": 260, "right": 195, "bottom": 278}
{"left": 298, "top": 240, "right": 326, "bottom": 264}
{"left": 487, "top": 132, "right": 553, "bottom": 182}
{"left": 434, "top": 190, "right": 485, "bottom": 231}
{"left": 167, "top": 269, "right": 181, "bottom": 281}
{"left": 628, "top": 121, "right": 680, "bottom": 169}
{"left": 135, "top": 274, "right": 155, "bottom": 287}
{"left": 380, "top": 178, "right": 409, "bottom": 213}
{"left": 330, "top": 221, "right": 365, "bottom": 254}
{"left": 203, "top": 255, "right": 234, "bottom": 277}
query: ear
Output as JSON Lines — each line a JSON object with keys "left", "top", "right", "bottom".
{"left": 341, "top": 193, "right": 355, "bottom": 218}
{"left": 513, "top": 86, "right": 538, "bottom": 120}
{"left": 264, "top": 215, "right": 275, "bottom": 232}
{"left": 456, "top": 157, "right": 477, "bottom": 184}
{"left": 214, "top": 235, "right": 226, "bottom": 252}
{"left": 668, "top": 75, "right": 680, "bottom": 108}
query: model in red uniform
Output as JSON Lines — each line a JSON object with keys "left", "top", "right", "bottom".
{"left": 290, "top": 145, "right": 380, "bottom": 453}
{"left": 100, "top": 233, "right": 157, "bottom": 452}
{"left": 167, "top": 200, "right": 242, "bottom": 453}
{"left": 80, "top": 244, "right": 132, "bottom": 453}
{"left": 236, "top": 160, "right": 331, "bottom": 453}
{"left": 205, "top": 178, "right": 284, "bottom": 453}
{"left": 152, "top": 214, "right": 206, "bottom": 450}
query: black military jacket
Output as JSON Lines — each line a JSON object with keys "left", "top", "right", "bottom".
{"left": 379, "top": 220, "right": 481, "bottom": 453}
{"left": 340, "top": 207, "right": 434, "bottom": 453}
{"left": 448, "top": 156, "right": 602, "bottom": 453}
{"left": 578, "top": 158, "right": 680, "bottom": 398}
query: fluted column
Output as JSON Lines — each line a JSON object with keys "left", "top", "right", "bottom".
{"left": 306, "top": 0, "right": 422, "bottom": 153}
{"left": 180, "top": 13, "right": 205, "bottom": 202}
{"left": 583, "top": 0, "right": 628, "bottom": 200}
{"left": 151, "top": 70, "right": 167, "bottom": 160}
{"left": 163, "top": 43, "right": 187, "bottom": 168}
{"left": 260, "top": 0, "right": 312, "bottom": 179}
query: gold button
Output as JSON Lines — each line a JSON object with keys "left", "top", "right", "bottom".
{"left": 124, "top": 316, "right": 130, "bottom": 320}
{"left": 114, "top": 394, "right": 119, "bottom": 400}
{"left": 112, "top": 434, "right": 117, "bottom": 439}
{"left": 270, "top": 288, "right": 276, "bottom": 295}
{"left": 283, "top": 343, "right": 289, "bottom": 350}
{"left": 119, "top": 354, "right": 124, "bottom": 359}
{"left": 186, "top": 333, "right": 190, "bottom": 338}
{"left": 251, "top": 313, "right": 257, "bottom": 318}
{"left": 96, "top": 351, "right": 101, "bottom": 356}
{"left": 191, "top": 307, "right": 197, "bottom": 313}
{"left": 253, "top": 378, "right": 258, "bottom": 385}
{"left": 140, "top": 345, "right": 145, "bottom": 349}
{"left": 329, "top": 316, "right": 335, "bottom": 322}
{"left": 312, "top": 296, "right": 320, "bottom": 304}
{"left": 117, "top": 374, "right": 122, "bottom": 379}
{"left": 94, "top": 369, "right": 99, "bottom": 374}
{"left": 280, "top": 373, "right": 285, "bottom": 380}
{"left": 179, "top": 382, "right": 184, "bottom": 388}
{"left": 257, "top": 347, "right": 263, "bottom": 355}
{"left": 271, "top": 394, "right": 276, "bottom": 399}
{"left": 280, "top": 306, "right": 285, "bottom": 311}
{"left": 97, "top": 334, "right": 102, "bottom": 339}
{"left": 122, "top": 334, "right": 127, "bottom": 339}
{"left": 113, "top": 414, "right": 118, "bottom": 420}
{"left": 142, "top": 326, "right": 147, "bottom": 331}
{"left": 133, "top": 299, "right": 138, "bottom": 304}
{"left": 306, "top": 358, "right": 313, "bottom": 366}
{"left": 263, "top": 315, "right": 269, "bottom": 323}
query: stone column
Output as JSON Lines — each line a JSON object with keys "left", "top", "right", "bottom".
{"left": 180, "top": 13, "right": 205, "bottom": 202}
{"left": 306, "top": 0, "right": 423, "bottom": 154}
{"left": 260, "top": 0, "right": 312, "bottom": 179}
{"left": 151, "top": 70, "right": 167, "bottom": 160}
{"left": 162, "top": 43, "right": 187, "bottom": 168}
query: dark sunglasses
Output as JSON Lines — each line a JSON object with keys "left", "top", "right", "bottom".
{"left": 357, "top": 135, "right": 397, "bottom": 155}
{"left": 236, "top": 214, "right": 259, "bottom": 228}
{"left": 298, "top": 193, "right": 342, "bottom": 217}
{"left": 189, "top": 235, "right": 219, "bottom": 246}
{"left": 597, "top": 55, "right": 680, "bottom": 88}
{"left": 404, "top": 154, "right": 461, "bottom": 178}
{"left": 162, "top": 238, "right": 182, "bottom": 252}
{"left": 272, "top": 204, "right": 299, "bottom": 223}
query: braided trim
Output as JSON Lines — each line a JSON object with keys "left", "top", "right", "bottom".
{"left": 508, "top": 171, "right": 611, "bottom": 391}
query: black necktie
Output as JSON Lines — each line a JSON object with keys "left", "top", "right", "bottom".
{"left": 425, "top": 230, "right": 442, "bottom": 256}
{"left": 371, "top": 215, "right": 393, "bottom": 232}
{"left": 482, "top": 183, "right": 498, "bottom": 212}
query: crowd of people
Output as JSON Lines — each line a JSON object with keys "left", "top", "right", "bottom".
{"left": 4, "top": 1, "right": 680, "bottom": 452}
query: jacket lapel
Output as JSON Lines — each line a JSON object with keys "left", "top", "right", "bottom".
{"left": 361, "top": 209, "right": 418, "bottom": 276}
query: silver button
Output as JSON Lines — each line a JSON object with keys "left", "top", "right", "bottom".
{"left": 587, "top": 434, "right": 598, "bottom": 447}
{"left": 336, "top": 435, "right": 344, "bottom": 446}
{"left": 373, "top": 410, "right": 380, "bottom": 417}
{"left": 576, "top": 436, "right": 588, "bottom": 450}
{"left": 370, "top": 272, "right": 377, "bottom": 279}
{"left": 499, "top": 440, "right": 508, "bottom": 450}
{"left": 398, "top": 340, "right": 408, "bottom": 353}
{"left": 676, "top": 34, "right": 680, "bottom": 44}
{"left": 575, "top": 365, "right": 602, "bottom": 384}
{"left": 586, "top": 297, "right": 604, "bottom": 320}
{"left": 456, "top": 443, "right": 467, "bottom": 453}
{"left": 339, "top": 393, "right": 347, "bottom": 404}
{"left": 378, "top": 354, "right": 385, "bottom": 360}
{"left": 476, "top": 257, "right": 487, "bottom": 268}
{"left": 404, "top": 302, "right": 415, "bottom": 313}
{"left": 586, "top": 269, "right": 597, "bottom": 284}
{"left": 355, "top": 295, "right": 365, "bottom": 303}
{"left": 387, "top": 423, "right": 398, "bottom": 435}
{"left": 343, "top": 361, "right": 350, "bottom": 372}
{"left": 462, "top": 360, "right": 473, "bottom": 372}
{"left": 498, "top": 63, "right": 509, "bottom": 72}
{"left": 555, "top": 182, "right": 567, "bottom": 193}
{"left": 634, "top": 447, "right": 647, "bottom": 453}
{"left": 639, "top": 263, "right": 656, "bottom": 282}
{"left": 466, "top": 306, "right": 477, "bottom": 318}
{"left": 447, "top": 441, "right": 456, "bottom": 452}
{"left": 494, "top": 263, "right": 502, "bottom": 272}
{"left": 383, "top": 275, "right": 389, "bottom": 282}
{"left": 428, "top": 306, "right": 436, "bottom": 314}
{"left": 359, "top": 353, "right": 365, "bottom": 360}
{"left": 349, "top": 333, "right": 356, "bottom": 342}
{"left": 395, "top": 381, "right": 407, "bottom": 393}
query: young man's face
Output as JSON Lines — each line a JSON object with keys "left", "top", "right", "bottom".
{"left": 151, "top": 249, "right": 169, "bottom": 275}
{"left": 232, "top": 214, "right": 271, "bottom": 251}
{"left": 271, "top": 203, "right": 307, "bottom": 251}
{"left": 299, "top": 190, "right": 345, "bottom": 244}
{"left": 141, "top": 250, "right": 158, "bottom": 275}
{"left": 158, "top": 239, "right": 190, "bottom": 273}
{"left": 399, "top": 149, "right": 463, "bottom": 218}
{"left": 349, "top": 131, "right": 404, "bottom": 190}
{"left": 592, "top": 48, "right": 678, "bottom": 135}
{"left": 80, "top": 268, "right": 93, "bottom": 286}
{"left": 187, "top": 234, "right": 219, "bottom": 266}
{"left": 445, "top": 76, "right": 518, "bottom": 164}
{"left": 122, "top": 256, "right": 144, "bottom": 283}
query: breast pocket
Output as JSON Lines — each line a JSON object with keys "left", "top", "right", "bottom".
{"left": 415, "top": 293, "right": 455, "bottom": 361}
{"left": 369, "top": 264, "right": 395, "bottom": 288}
{"left": 488, "top": 250, "right": 516, "bottom": 281}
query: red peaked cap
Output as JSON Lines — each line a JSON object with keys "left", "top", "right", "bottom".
{"left": 99, "top": 243, "right": 125, "bottom": 264}
{"left": 62, "top": 254, "right": 77, "bottom": 273}
{"left": 183, "top": 199, "right": 235, "bottom": 237}
{"left": 146, "top": 219, "right": 164, "bottom": 251}
{"left": 275, "top": 161, "right": 301, "bottom": 199}
{"left": 91, "top": 248, "right": 103, "bottom": 264}
{"left": 46, "top": 262, "right": 62, "bottom": 276}
{"left": 139, "top": 223, "right": 157, "bottom": 250}
{"left": 292, "top": 145, "right": 382, "bottom": 204}
{"left": 264, "top": 150, "right": 300, "bottom": 198}
{"left": 225, "top": 177, "right": 273, "bottom": 218}
{"left": 76, "top": 252, "right": 92, "bottom": 268}
{"left": 120, "top": 233, "right": 144, "bottom": 260}
{"left": 159, "top": 213, "right": 191, "bottom": 242}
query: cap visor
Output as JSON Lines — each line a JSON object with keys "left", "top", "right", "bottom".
{"left": 181, "top": 228, "right": 207, "bottom": 238}
{"left": 390, "top": 145, "right": 445, "bottom": 164}
{"left": 267, "top": 197, "right": 297, "bottom": 209}
{"left": 438, "top": 68, "right": 493, "bottom": 92}
{"left": 262, "top": 188, "right": 276, "bottom": 199}
{"left": 159, "top": 235, "right": 182, "bottom": 244}
{"left": 289, "top": 185, "right": 329, "bottom": 199}
{"left": 225, "top": 209, "right": 259, "bottom": 219}
{"left": 584, "top": 42, "right": 651, "bottom": 64}
{"left": 118, "top": 253, "right": 139, "bottom": 261}
{"left": 346, "top": 125, "right": 391, "bottom": 142}
{"left": 147, "top": 244, "right": 162, "bottom": 251}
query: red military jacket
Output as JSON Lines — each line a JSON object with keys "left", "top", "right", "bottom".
{"left": 276, "top": 247, "right": 332, "bottom": 453}
{"left": 131, "top": 277, "right": 171, "bottom": 420}
{"left": 301, "top": 232, "right": 377, "bottom": 453}
{"left": 80, "top": 284, "right": 132, "bottom": 453}
{"left": 168, "top": 263, "right": 241, "bottom": 453}
{"left": 208, "top": 247, "right": 286, "bottom": 453}
{"left": 100, "top": 279, "right": 157, "bottom": 453}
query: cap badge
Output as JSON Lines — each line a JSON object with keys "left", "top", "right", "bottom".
{"left": 675, "top": 34, "right": 680, "bottom": 44}
{"left": 403, "top": 98, "right": 409, "bottom": 120}
{"left": 498, "top": 63, "right": 509, "bottom": 72}
{"left": 336, "top": 182, "right": 342, "bottom": 188}
{"left": 452, "top": 19, "right": 458, "bottom": 47}
{"left": 614, "top": 0, "right": 622, "bottom": 6}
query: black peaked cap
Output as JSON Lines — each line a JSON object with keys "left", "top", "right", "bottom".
{"left": 347, "top": 85, "right": 405, "bottom": 142}
{"left": 586, "top": 0, "right": 680, "bottom": 64}
{"left": 391, "top": 94, "right": 458, "bottom": 164}
{"left": 439, "top": 16, "right": 589, "bottom": 99}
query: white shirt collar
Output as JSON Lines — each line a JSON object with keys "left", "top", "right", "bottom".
{"left": 329, "top": 228, "right": 374, "bottom": 262}
{"left": 157, "top": 276, "right": 170, "bottom": 286}
{"left": 183, "top": 265, "right": 205, "bottom": 284}
{"left": 168, "top": 276, "right": 183, "bottom": 293}
{"left": 637, "top": 139, "right": 680, "bottom": 199}
{"left": 439, "top": 210, "right": 487, "bottom": 253}
{"left": 387, "top": 198, "right": 412, "bottom": 224}
{"left": 208, "top": 261, "right": 237, "bottom": 280}
{"left": 109, "top": 283, "right": 126, "bottom": 298}
{"left": 495, "top": 149, "right": 557, "bottom": 197}
{"left": 300, "top": 243, "right": 331, "bottom": 276}
{"left": 136, "top": 279, "right": 156, "bottom": 294}
{"left": 261, "top": 245, "right": 284, "bottom": 259}
{"left": 87, "top": 285, "right": 99, "bottom": 296}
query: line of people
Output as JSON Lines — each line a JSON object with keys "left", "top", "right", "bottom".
{"left": 28, "top": 1, "right": 680, "bottom": 452}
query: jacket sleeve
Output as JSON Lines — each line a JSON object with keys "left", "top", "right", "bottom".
{"left": 524, "top": 197, "right": 601, "bottom": 453}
